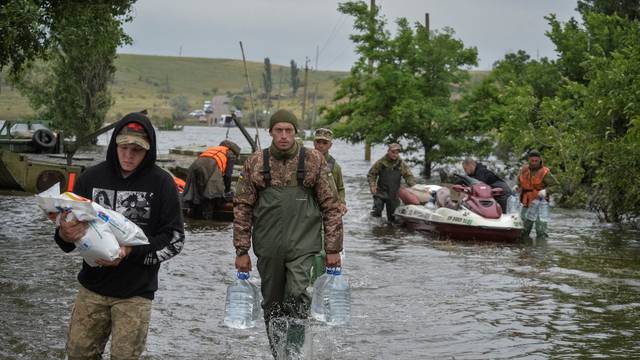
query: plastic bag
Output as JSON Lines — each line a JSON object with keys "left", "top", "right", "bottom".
{"left": 36, "top": 183, "right": 149, "bottom": 266}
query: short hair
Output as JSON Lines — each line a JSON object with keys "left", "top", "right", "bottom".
{"left": 462, "top": 157, "right": 476, "bottom": 166}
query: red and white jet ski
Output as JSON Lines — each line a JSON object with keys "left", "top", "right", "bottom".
{"left": 394, "top": 175, "right": 523, "bottom": 241}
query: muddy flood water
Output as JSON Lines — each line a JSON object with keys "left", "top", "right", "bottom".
{"left": 1, "top": 125, "right": 639, "bottom": 359}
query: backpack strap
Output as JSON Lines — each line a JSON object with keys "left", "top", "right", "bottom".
{"left": 262, "top": 148, "right": 271, "bottom": 187}
{"left": 297, "top": 147, "right": 306, "bottom": 186}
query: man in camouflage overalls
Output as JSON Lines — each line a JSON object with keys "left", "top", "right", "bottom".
{"left": 367, "top": 143, "right": 416, "bottom": 221}
{"left": 313, "top": 127, "right": 347, "bottom": 214}
{"left": 233, "top": 109, "right": 343, "bottom": 358}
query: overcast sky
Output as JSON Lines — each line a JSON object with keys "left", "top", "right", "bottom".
{"left": 119, "top": 0, "right": 580, "bottom": 71}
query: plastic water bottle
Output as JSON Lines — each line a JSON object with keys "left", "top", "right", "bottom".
{"left": 538, "top": 199, "right": 550, "bottom": 222}
{"left": 325, "top": 268, "right": 351, "bottom": 326}
{"left": 310, "top": 267, "right": 334, "bottom": 322}
{"left": 526, "top": 199, "right": 540, "bottom": 221}
{"left": 506, "top": 194, "right": 521, "bottom": 214}
{"left": 224, "top": 271, "right": 261, "bottom": 329}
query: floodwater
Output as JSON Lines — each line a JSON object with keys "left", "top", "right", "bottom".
{"left": 1, "top": 125, "right": 639, "bottom": 359}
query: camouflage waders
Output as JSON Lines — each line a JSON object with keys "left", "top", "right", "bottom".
{"left": 253, "top": 148, "right": 323, "bottom": 358}
{"left": 371, "top": 163, "right": 402, "bottom": 221}
{"left": 520, "top": 206, "right": 549, "bottom": 240}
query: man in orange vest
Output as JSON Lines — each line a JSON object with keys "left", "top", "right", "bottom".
{"left": 516, "top": 149, "right": 558, "bottom": 240}
{"left": 182, "top": 140, "right": 241, "bottom": 217}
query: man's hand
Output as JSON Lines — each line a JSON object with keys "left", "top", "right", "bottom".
{"left": 340, "top": 203, "right": 348, "bottom": 215}
{"left": 370, "top": 184, "right": 377, "bottom": 194}
{"left": 326, "top": 252, "right": 341, "bottom": 267}
{"left": 58, "top": 211, "right": 88, "bottom": 243}
{"left": 95, "top": 246, "right": 131, "bottom": 267}
{"left": 538, "top": 189, "right": 547, "bottom": 199}
{"left": 235, "top": 254, "right": 252, "bottom": 272}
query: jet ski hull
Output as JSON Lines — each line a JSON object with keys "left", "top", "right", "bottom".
{"left": 395, "top": 204, "right": 523, "bottom": 242}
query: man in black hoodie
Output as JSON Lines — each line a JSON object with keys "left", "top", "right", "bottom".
{"left": 462, "top": 158, "right": 512, "bottom": 211}
{"left": 55, "top": 112, "right": 185, "bottom": 359}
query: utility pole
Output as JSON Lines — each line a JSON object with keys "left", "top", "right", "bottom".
{"left": 311, "top": 45, "right": 319, "bottom": 129}
{"left": 239, "top": 41, "right": 261, "bottom": 149}
{"left": 425, "top": 13, "right": 429, "bottom": 35}
{"left": 301, "top": 57, "right": 310, "bottom": 128}
{"left": 179, "top": 45, "right": 183, "bottom": 56}
{"left": 364, "top": 0, "right": 375, "bottom": 161}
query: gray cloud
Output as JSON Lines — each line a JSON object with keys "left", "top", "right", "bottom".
{"left": 120, "top": 0, "right": 580, "bottom": 71}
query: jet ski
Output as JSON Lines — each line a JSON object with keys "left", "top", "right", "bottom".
{"left": 394, "top": 175, "right": 523, "bottom": 241}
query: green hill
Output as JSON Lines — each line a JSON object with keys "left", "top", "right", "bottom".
{"left": 0, "top": 53, "right": 489, "bottom": 124}
{"left": 0, "top": 53, "right": 348, "bottom": 123}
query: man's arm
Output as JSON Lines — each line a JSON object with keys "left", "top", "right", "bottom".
{"left": 542, "top": 170, "right": 560, "bottom": 195}
{"left": 54, "top": 173, "right": 90, "bottom": 252}
{"left": 312, "top": 154, "right": 343, "bottom": 254}
{"left": 367, "top": 159, "right": 381, "bottom": 191}
{"left": 233, "top": 159, "right": 258, "bottom": 254}
{"left": 401, "top": 160, "right": 416, "bottom": 187}
{"left": 333, "top": 163, "right": 346, "bottom": 204}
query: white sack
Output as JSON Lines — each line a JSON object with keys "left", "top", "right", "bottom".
{"left": 36, "top": 183, "right": 149, "bottom": 267}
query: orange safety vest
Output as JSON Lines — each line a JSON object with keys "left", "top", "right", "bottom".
{"left": 173, "top": 176, "right": 186, "bottom": 193}
{"left": 199, "top": 146, "right": 229, "bottom": 172}
{"left": 518, "top": 165, "right": 550, "bottom": 207}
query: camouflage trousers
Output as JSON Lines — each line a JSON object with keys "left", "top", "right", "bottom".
{"left": 66, "top": 286, "right": 152, "bottom": 360}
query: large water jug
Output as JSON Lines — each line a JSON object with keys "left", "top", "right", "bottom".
{"left": 325, "top": 268, "right": 351, "bottom": 326}
{"left": 310, "top": 267, "right": 334, "bottom": 322}
{"left": 224, "top": 271, "right": 261, "bottom": 329}
{"left": 526, "top": 199, "right": 540, "bottom": 221}
{"left": 538, "top": 199, "right": 550, "bottom": 222}
{"left": 506, "top": 194, "right": 521, "bottom": 214}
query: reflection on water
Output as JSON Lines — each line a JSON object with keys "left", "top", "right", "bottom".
{"left": 1, "top": 126, "right": 639, "bottom": 359}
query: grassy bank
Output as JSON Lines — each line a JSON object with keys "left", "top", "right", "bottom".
{"left": 0, "top": 53, "right": 348, "bottom": 124}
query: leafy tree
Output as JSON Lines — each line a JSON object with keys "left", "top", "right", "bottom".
{"left": 262, "top": 57, "right": 272, "bottom": 108}
{"left": 290, "top": 60, "right": 301, "bottom": 96}
{"left": 0, "top": 0, "right": 49, "bottom": 75}
{"left": 169, "top": 96, "right": 190, "bottom": 121}
{"left": 323, "top": 1, "right": 478, "bottom": 177}
{"left": 12, "top": 2, "right": 134, "bottom": 139}
{"left": 577, "top": 0, "right": 640, "bottom": 20}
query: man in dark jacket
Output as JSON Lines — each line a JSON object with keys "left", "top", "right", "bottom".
{"left": 55, "top": 112, "right": 185, "bottom": 359}
{"left": 462, "top": 158, "right": 512, "bottom": 211}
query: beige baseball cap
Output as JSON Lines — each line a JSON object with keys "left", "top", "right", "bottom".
{"left": 116, "top": 122, "right": 150, "bottom": 150}
{"left": 388, "top": 143, "right": 401, "bottom": 151}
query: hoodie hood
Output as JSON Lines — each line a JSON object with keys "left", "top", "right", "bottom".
{"left": 106, "top": 112, "right": 157, "bottom": 177}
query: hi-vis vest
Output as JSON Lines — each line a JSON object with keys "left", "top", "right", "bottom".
{"left": 519, "top": 165, "right": 550, "bottom": 207}
{"left": 199, "top": 146, "right": 230, "bottom": 172}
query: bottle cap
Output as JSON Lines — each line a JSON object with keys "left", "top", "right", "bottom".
{"left": 237, "top": 271, "right": 250, "bottom": 280}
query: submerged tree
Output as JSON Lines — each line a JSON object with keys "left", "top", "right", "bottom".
{"left": 323, "top": 1, "right": 478, "bottom": 177}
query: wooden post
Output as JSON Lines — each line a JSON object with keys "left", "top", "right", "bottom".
{"left": 301, "top": 57, "right": 310, "bottom": 128}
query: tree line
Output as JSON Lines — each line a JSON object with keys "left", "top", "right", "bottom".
{"left": 321, "top": 0, "right": 640, "bottom": 225}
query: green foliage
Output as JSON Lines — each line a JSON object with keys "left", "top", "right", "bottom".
{"left": 323, "top": 1, "right": 478, "bottom": 177}
{"left": 463, "top": 9, "right": 640, "bottom": 224}
{"left": 169, "top": 96, "right": 190, "bottom": 121}
{"left": 577, "top": 0, "right": 640, "bottom": 20}
{"left": 10, "top": 2, "right": 134, "bottom": 140}
{"left": 262, "top": 57, "right": 272, "bottom": 108}
{"left": 290, "top": 60, "right": 301, "bottom": 96}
